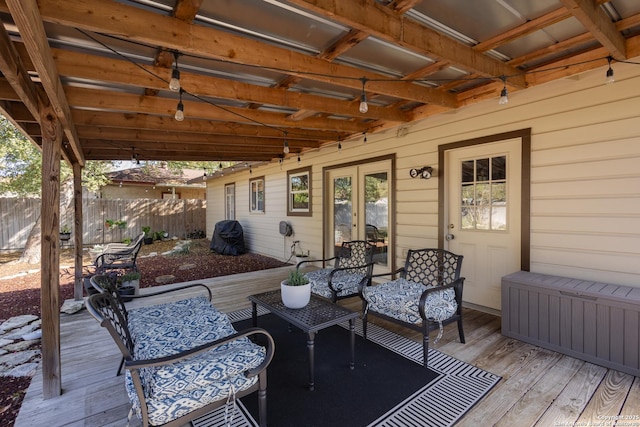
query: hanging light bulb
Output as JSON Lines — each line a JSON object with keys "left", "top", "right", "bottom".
{"left": 359, "top": 77, "right": 368, "bottom": 114}
{"left": 131, "top": 148, "right": 136, "bottom": 163}
{"left": 175, "top": 89, "right": 184, "bottom": 121}
{"left": 283, "top": 133, "right": 290, "bottom": 154}
{"left": 363, "top": 132, "right": 367, "bottom": 143}
{"left": 606, "top": 56, "right": 615, "bottom": 84}
{"left": 202, "top": 169, "right": 207, "bottom": 180}
{"left": 169, "top": 51, "right": 181, "bottom": 92}
{"left": 219, "top": 162, "right": 223, "bottom": 170}
{"left": 297, "top": 154, "right": 301, "bottom": 164}
{"left": 338, "top": 140, "right": 342, "bottom": 152}
{"left": 499, "top": 76, "right": 508, "bottom": 105}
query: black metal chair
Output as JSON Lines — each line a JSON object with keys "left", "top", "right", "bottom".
{"left": 297, "top": 240, "right": 375, "bottom": 302}
{"left": 94, "top": 232, "right": 144, "bottom": 274}
{"left": 360, "top": 248, "right": 465, "bottom": 367}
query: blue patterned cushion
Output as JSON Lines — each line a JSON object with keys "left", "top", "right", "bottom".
{"left": 364, "top": 278, "right": 457, "bottom": 325}
{"left": 124, "top": 297, "right": 266, "bottom": 426}
{"left": 305, "top": 268, "right": 366, "bottom": 299}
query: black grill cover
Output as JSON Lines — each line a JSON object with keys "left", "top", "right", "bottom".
{"left": 210, "top": 220, "right": 246, "bottom": 255}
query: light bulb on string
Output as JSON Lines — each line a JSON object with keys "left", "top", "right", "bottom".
{"left": 175, "top": 89, "right": 184, "bottom": 121}
{"left": 283, "top": 133, "right": 290, "bottom": 154}
{"left": 169, "top": 51, "right": 181, "bottom": 92}
{"left": 359, "top": 77, "right": 368, "bottom": 114}
{"left": 498, "top": 76, "right": 508, "bottom": 105}
{"left": 297, "top": 154, "right": 301, "bottom": 164}
{"left": 363, "top": 132, "right": 367, "bottom": 143}
{"left": 606, "top": 56, "right": 615, "bottom": 84}
{"left": 338, "top": 140, "right": 342, "bottom": 152}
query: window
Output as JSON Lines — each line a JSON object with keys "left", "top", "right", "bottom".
{"left": 287, "top": 167, "right": 312, "bottom": 216}
{"left": 249, "top": 176, "right": 265, "bottom": 213}
{"left": 225, "top": 183, "right": 235, "bottom": 220}
{"left": 460, "top": 155, "right": 507, "bottom": 230}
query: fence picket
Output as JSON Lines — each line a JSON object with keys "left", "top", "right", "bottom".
{"left": 0, "top": 198, "right": 206, "bottom": 251}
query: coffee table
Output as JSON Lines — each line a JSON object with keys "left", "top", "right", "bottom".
{"left": 248, "top": 290, "right": 359, "bottom": 391}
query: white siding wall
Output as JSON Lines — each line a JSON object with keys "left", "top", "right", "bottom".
{"left": 207, "top": 59, "right": 640, "bottom": 287}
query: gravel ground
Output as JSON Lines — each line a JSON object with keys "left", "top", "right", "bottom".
{"left": 0, "top": 238, "right": 290, "bottom": 426}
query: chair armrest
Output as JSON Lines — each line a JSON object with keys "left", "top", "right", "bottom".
{"left": 418, "top": 277, "right": 465, "bottom": 320}
{"left": 296, "top": 256, "right": 338, "bottom": 270}
{"left": 125, "top": 327, "right": 275, "bottom": 376}
{"left": 126, "top": 283, "right": 213, "bottom": 302}
{"left": 327, "top": 262, "right": 374, "bottom": 293}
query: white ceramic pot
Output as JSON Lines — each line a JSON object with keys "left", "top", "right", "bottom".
{"left": 281, "top": 281, "right": 311, "bottom": 309}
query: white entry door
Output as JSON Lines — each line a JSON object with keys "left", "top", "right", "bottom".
{"left": 446, "top": 138, "right": 522, "bottom": 311}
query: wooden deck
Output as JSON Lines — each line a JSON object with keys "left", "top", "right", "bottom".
{"left": 16, "top": 267, "right": 640, "bottom": 426}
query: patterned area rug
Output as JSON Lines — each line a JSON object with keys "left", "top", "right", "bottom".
{"left": 193, "top": 307, "right": 500, "bottom": 427}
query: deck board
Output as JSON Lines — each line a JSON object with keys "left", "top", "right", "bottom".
{"left": 16, "top": 266, "right": 639, "bottom": 427}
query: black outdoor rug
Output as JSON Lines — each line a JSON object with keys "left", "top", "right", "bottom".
{"left": 192, "top": 307, "right": 500, "bottom": 427}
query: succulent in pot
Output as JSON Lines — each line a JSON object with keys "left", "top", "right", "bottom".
{"left": 281, "top": 269, "right": 311, "bottom": 309}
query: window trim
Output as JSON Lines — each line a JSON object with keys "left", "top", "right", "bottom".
{"left": 287, "top": 166, "right": 312, "bottom": 216}
{"left": 225, "top": 182, "right": 236, "bottom": 220}
{"left": 249, "top": 176, "right": 265, "bottom": 214}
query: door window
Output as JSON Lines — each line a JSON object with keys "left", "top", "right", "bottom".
{"left": 461, "top": 155, "right": 507, "bottom": 231}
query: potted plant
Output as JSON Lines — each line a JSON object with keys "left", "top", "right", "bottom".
{"left": 60, "top": 224, "right": 71, "bottom": 241}
{"left": 118, "top": 271, "right": 141, "bottom": 296}
{"left": 142, "top": 226, "right": 154, "bottom": 244}
{"left": 281, "top": 269, "right": 311, "bottom": 309}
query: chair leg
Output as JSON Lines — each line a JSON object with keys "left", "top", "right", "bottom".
{"left": 422, "top": 324, "right": 429, "bottom": 368}
{"left": 457, "top": 317, "right": 466, "bottom": 344}
{"left": 257, "top": 371, "right": 268, "bottom": 427}
{"left": 117, "top": 356, "right": 125, "bottom": 376}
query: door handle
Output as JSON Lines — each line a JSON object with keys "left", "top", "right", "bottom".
{"left": 446, "top": 233, "right": 455, "bottom": 241}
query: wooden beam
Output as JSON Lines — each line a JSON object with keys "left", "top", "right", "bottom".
{"left": 473, "top": 8, "right": 572, "bottom": 53}
{"left": 559, "top": 0, "right": 627, "bottom": 59}
{"left": 288, "top": 0, "right": 526, "bottom": 88}
{"left": 35, "top": 0, "right": 457, "bottom": 108}
{"left": 71, "top": 110, "right": 345, "bottom": 141}
{"left": 72, "top": 162, "right": 83, "bottom": 301}
{"left": 47, "top": 49, "right": 409, "bottom": 122}
{"left": 38, "top": 101, "right": 62, "bottom": 399}
{"left": 6, "top": 0, "right": 84, "bottom": 165}
{"left": 63, "top": 86, "right": 369, "bottom": 133}
{"left": 0, "top": 22, "right": 42, "bottom": 122}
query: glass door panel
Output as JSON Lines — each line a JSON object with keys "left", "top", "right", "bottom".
{"left": 333, "top": 175, "right": 353, "bottom": 257}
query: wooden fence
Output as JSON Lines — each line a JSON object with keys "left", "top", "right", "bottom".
{"left": 0, "top": 198, "right": 206, "bottom": 251}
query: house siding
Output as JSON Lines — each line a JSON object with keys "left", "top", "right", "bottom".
{"left": 206, "top": 59, "right": 640, "bottom": 294}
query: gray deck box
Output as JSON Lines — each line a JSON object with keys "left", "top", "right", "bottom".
{"left": 501, "top": 271, "right": 640, "bottom": 377}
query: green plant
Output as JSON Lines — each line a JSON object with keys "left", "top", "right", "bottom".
{"left": 118, "top": 271, "right": 141, "bottom": 284}
{"left": 142, "top": 226, "right": 151, "bottom": 237}
{"left": 122, "top": 237, "right": 132, "bottom": 244}
{"left": 60, "top": 224, "right": 71, "bottom": 234}
{"left": 153, "top": 230, "right": 167, "bottom": 240}
{"left": 285, "top": 269, "right": 309, "bottom": 286}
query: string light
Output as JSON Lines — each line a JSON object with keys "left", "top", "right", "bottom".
{"left": 363, "top": 132, "right": 367, "bottom": 143}
{"left": 297, "top": 153, "right": 301, "bottom": 164}
{"left": 218, "top": 162, "right": 223, "bottom": 169}
{"left": 169, "top": 51, "right": 181, "bottom": 92}
{"left": 359, "top": 77, "right": 368, "bottom": 114}
{"left": 338, "top": 139, "right": 342, "bottom": 152}
{"left": 283, "top": 132, "right": 290, "bottom": 154}
{"left": 175, "top": 89, "right": 184, "bottom": 121}
{"left": 499, "top": 76, "right": 508, "bottom": 105}
{"left": 202, "top": 168, "right": 207, "bottom": 180}
{"left": 606, "top": 56, "right": 615, "bottom": 84}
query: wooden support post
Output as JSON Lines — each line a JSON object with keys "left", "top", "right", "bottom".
{"left": 73, "top": 162, "right": 84, "bottom": 301}
{"left": 40, "top": 103, "right": 62, "bottom": 399}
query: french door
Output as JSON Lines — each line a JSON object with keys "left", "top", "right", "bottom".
{"left": 326, "top": 159, "right": 392, "bottom": 275}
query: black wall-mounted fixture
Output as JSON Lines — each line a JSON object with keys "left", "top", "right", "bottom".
{"left": 409, "top": 166, "right": 433, "bottom": 179}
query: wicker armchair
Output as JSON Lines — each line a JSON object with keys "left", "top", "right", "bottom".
{"left": 360, "top": 248, "right": 465, "bottom": 367}
{"left": 297, "top": 240, "right": 375, "bottom": 302}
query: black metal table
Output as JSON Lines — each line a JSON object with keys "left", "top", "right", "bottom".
{"left": 248, "top": 290, "right": 359, "bottom": 391}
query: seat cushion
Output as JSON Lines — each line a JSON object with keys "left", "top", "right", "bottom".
{"left": 305, "top": 268, "right": 366, "bottom": 299}
{"left": 125, "top": 298, "right": 266, "bottom": 426}
{"left": 364, "top": 278, "right": 457, "bottom": 324}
